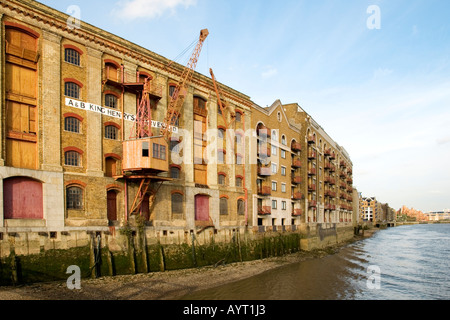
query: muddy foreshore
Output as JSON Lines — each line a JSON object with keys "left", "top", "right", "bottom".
{"left": 0, "top": 230, "right": 378, "bottom": 300}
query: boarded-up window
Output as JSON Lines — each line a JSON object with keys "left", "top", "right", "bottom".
{"left": 107, "top": 190, "right": 117, "bottom": 221}
{"left": 66, "top": 186, "right": 83, "bottom": 210}
{"left": 195, "top": 195, "right": 209, "bottom": 221}
{"left": 5, "top": 26, "right": 38, "bottom": 170}
{"left": 237, "top": 199, "right": 245, "bottom": 215}
{"left": 220, "top": 198, "right": 228, "bottom": 215}
{"left": 171, "top": 193, "right": 183, "bottom": 214}
{"left": 3, "top": 177, "right": 43, "bottom": 219}
{"left": 105, "top": 157, "right": 117, "bottom": 177}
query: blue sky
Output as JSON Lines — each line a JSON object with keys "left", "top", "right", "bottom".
{"left": 38, "top": 0, "right": 450, "bottom": 212}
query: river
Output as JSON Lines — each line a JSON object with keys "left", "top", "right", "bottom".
{"left": 181, "top": 224, "right": 450, "bottom": 300}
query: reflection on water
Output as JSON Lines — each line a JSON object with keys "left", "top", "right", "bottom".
{"left": 182, "top": 224, "right": 450, "bottom": 300}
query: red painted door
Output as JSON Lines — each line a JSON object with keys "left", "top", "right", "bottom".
{"left": 107, "top": 190, "right": 117, "bottom": 221}
{"left": 195, "top": 194, "right": 209, "bottom": 221}
{"left": 3, "top": 177, "right": 43, "bottom": 219}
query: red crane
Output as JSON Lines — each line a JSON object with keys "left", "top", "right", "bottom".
{"left": 160, "top": 29, "right": 209, "bottom": 141}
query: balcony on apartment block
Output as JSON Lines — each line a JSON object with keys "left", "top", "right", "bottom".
{"left": 291, "top": 141, "right": 302, "bottom": 152}
{"left": 257, "top": 125, "right": 271, "bottom": 138}
{"left": 308, "top": 167, "right": 316, "bottom": 176}
{"left": 258, "top": 186, "right": 271, "bottom": 196}
{"left": 308, "top": 183, "right": 316, "bottom": 192}
{"left": 258, "top": 206, "right": 272, "bottom": 215}
{"left": 308, "top": 200, "right": 317, "bottom": 208}
{"left": 307, "top": 135, "right": 316, "bottom": 144}
{"left": 308, "top": 150, "right": 317, "bottom": 159}
{"left": 257, "top": 165, "right": 272, "bottom": 177}
{"left": 292, "top": 209, "right": 303, "bottom": 216}
{"left": 291, "top": 175, "right": 302, "bottom": 184}
{"left": 292, "top": 158, "right": 302, "bottom": 168}
{"left": 292, "top": 192, "right": 304, "bottom": 201}
{"left": 257, "top": 144, "right": 271, "bottom": 158}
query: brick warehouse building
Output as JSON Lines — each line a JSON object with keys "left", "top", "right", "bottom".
{"left": 0, "top": 0, "right": 356, "bottom": 257}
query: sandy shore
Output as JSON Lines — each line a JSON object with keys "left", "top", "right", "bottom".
{"left": 0, "top": 232, "right": 377, "bottom": 300}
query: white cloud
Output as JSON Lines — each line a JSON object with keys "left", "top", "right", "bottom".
{"left": 113, "top": 0, "right": 197, "bottom": 20}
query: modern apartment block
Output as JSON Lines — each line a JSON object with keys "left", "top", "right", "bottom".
{"left": 0, "top": 0, "right": 355, "bottom": 251}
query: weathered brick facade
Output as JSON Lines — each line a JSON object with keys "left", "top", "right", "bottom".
{"left": 0, "top": 0, "right": 356, "bottom": 258}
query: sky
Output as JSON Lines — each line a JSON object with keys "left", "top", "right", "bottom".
{"left": 37, "top": 0, "right": 450, "bottom": 212}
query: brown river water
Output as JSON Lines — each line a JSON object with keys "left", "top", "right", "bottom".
{"left": 181, "top": 224, "right": 450, "bottom": 300}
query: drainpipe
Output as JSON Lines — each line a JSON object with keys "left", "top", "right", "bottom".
{"left": 243, "top": 111, "right": 248, "bottom": 227}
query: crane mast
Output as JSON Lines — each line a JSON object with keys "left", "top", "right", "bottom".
{"left": 160, "top": 29, "right": 209, "bottom": 140}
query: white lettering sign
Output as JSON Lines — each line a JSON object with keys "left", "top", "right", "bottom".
{"left": 65, "top": 98, "right": 177, "bottom": 133}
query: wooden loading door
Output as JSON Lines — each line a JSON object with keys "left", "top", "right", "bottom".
{"left": 5, "top": 26, "right": 39, "bottom": 170}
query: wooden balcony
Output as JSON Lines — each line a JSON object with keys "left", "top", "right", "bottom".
{"left": 308, "top": 184, "right": 316, "bottom": 192}
{"left": 257, "top": 125, "right": 271, "bottom": 138}
{"left": 292, "top": 175, "right": 302, "bottom": 184}
{"left": 257, "top": 165, "right": 272, "bottom": 177}
{"left": 258, "top": 144, "right": 271, "bottom": 157}
{"left": 258, "top": 186, "right": 271, "bottom": 196}
{"left": 329, "top": 164, "right": 336, "bottom": 172}
{"left": 292, "top": 192, "right": 304, "bottom": 201}
{"left": 307, "top": 150, "right": 317, "bottom": 159}
{"left": 324, "top": 148, "right": 331, "bottom": 156}
{"left": 291, "top": 141, "right": 302, "bottom": 152}
{"left": 292, "top": 209, "right": 303, "bottom": 216}
{"left": 258, "top": 206, "right": 272, "bottom": 215}
{"left": 292, "top": 159, "right": 302, "bottom": 168}
{"left": 307, "top": 135, "right": 316, "bottom": 144}
{"left": 308, "top": 167, "right": 316, "bottom": 176}
{"left": 308, "top": 200, "right": 317, "bottom": 208}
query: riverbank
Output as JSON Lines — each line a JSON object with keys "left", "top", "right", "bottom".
{"left": 0, "top": 230, "right": 379, "bottom": 300}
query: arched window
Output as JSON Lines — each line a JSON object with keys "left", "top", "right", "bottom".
{"left": 218, "top": 173, "right": 226, "bottom": 185}
{"left": 105, "top": 93, "right": 118, "bottom": 109}
{"left": 281, "top": 135, "right": 287, "bottom": 146}
{"left": 235, "top": 176, "right": 243, "bottom": 187}
{"left": 171, "top": 193, "right": 183, "bottom": 214}
{"left": 105, "top": 125, "right": 118, "bottom": 140}
{"left": 66, "top": 186, "right": 83, "bottom": 210}
{"left": 65, "top": 151, "right": 81, "bottom": 166}
{"left": 64, "top": 48, "right": 80, "bottom": 66}
{"left": 65, "top": 81, "right": 80, "bottom": 99}
{"left": 64, "top": 117, "right": 80, "bottom": 133}
{"left": 235, "top": 111, "right": 242, "bottom": 122}
{"left": 170, "top": 166, "right": 180, "bottom": 179}
{"left": 237, "top": 199, "right": 245, "bottom": 215}
{"left": 220, "top": 197, "right": 228, "bottom": 215}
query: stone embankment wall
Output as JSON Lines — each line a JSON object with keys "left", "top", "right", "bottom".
{"left": 0, "top": 223, "right": 355, "bottom": 286}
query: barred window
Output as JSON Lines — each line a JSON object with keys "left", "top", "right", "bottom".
{"left": 65, "top": 82, "right": 80, "bottom": 99}
{"left": 171, "top": 193, "right": 183, "bottom": 214}
{"left": 64, "top": 48, "right": 80, "bottom": 66}
{"left": 237, "top": 199, "right": 245, "bottom": 215}
{"left": 65, "top": 151, "right": 81, "bottom": 167}
{"left": 220, "top": 198, "right": 228, "bottom": 215}
{"left": 105, "top": 125, "right": 118, "bottom": 140}
{"left": 218, "top": 174, "right": 226, "bottom": 185}
{"left": 66, "top": 186, "right": 83, "bottom": 209}
{"left": 105, "top": 94, "right": 118, "bottom": 109}
{"left": 64, "top": 117, "right": 80, "bottom": 133}
{"left": 170, "top": 167, "right": 180, "bottom": 179}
